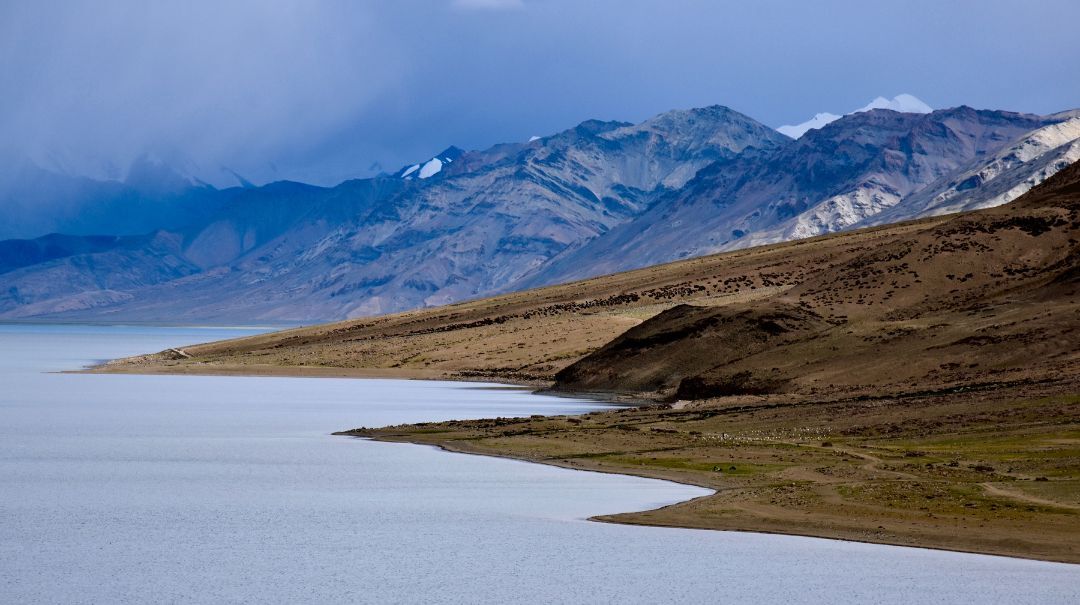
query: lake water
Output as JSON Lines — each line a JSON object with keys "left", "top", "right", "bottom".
{"left": 0, "top": 324, "right": 1076, "bottom": 604}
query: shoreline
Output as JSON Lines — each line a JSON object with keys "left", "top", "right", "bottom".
{"left": 332, "top": 374, "right": 1079, "bottom": 565}
{"left": 341, "top": 424, "right": 1080, "bottom": 565}
{"left": 85, "top": 361, "right": 1080, "bottom": 565}
{"left": 82, "top": 361, "right": 658, "bottom": 404}
{"left": 84, "top": 361, "right": 544, "bottom": 387}
{"left": 353, "top": 425, "right": 1080, "bottom": 568}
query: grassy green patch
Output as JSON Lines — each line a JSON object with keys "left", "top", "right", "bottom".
{"left": 835, "top": 480, "right": 1065, "bottom": 517}
{"left": 599, "top": 455, "right": 787, "bottom": 476}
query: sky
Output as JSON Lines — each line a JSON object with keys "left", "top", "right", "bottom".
{"left": 2, "top": 0, "right": 1079, "bottom": 188}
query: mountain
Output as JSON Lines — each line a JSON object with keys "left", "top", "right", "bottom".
{"left": 777, "top": 93, "right": 932, "bottom": 139}
{"left": 0, "top": 105, "right": 787, "bottom": 320}
{"left": 858, "top": 115, "right": 1080, "bottom": 225}
{"left": 2, "top": 102, "right": 1077, "bottom": 323}
{"left": 521, "top": 106, "right": 1060, "bottom": 286}
{"left": 0, "top": 178, "right": 407, "bottom": 319}
{"left": 0, "top": 233, "right": 126, "bottom": 275}
{"left": 0, "top": 155, "right": 233, "bottom": 241}
{"left": 278, "top": 106, "right": 787, "bottom": 317}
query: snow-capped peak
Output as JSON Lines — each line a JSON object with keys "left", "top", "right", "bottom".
{"left": 777, "top": 112, "right": 841, "bottom": 139}
{"left": 856, "top": 93, "right": 933, "bottom": 114}
{"left": 418, "top": 158, "right": 443, "bottom": 179}
{"left": 778, "top": 94, "right": 932, "bottom": 139}
{"left": 393, "top": 146, "right": 465, "bottom": 180}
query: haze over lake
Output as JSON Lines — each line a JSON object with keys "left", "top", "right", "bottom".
{"left": 0, "top": 325, "right": 1076, "bottom": 604}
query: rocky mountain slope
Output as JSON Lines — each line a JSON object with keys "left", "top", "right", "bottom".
{"left": 1, "top": 103, "right": 1078, "bottom": 322}
{"left": 523, "top": 107, "right": 1061, "bottom": 285}
{"left": 860, "top": 115, "right": 1080, "bottom": 225}
{"left": 0, "top": 105, "right": 786, "bottom": 320}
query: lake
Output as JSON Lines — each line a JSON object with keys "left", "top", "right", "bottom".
{"left": 0, "top": 324, "right": 1076, "bottom": 603}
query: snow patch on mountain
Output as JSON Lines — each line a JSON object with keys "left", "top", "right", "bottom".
{"left": 861, "top": 117, "right": 1080, "bottom": 224}
{"left": 729, "top": 184, "right": 903, "bottom": 252}
{"left": 394, "top": 146, "right": 465, "bottom": 180}
{"left": 857, "top": 93, "right": 932, "bottom": 114}
{"left": 778, "top": 94, "right": 932, "bottom": 139}
{"left": 777, "top": 112, "right": 840, "bottom": 139}
{"left": 418, "top": 158, "right": 443, "bottom": 179}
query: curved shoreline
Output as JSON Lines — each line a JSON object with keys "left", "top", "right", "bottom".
{"left": 85, "top": 360, "right": 1080, "bottom": 565}
{"left": 343, "top": 421, "right": 1080, "bottom": 565}
{"left": 335, "top": 379, "right": 1079, "bottom": 564}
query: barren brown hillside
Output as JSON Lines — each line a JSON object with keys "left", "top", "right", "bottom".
{"left": 95, "top": 215, "right": 930, "bottom": 383}
{"left": 103, "top": 161, "right": 1079, "bottom": 404}
{"left": 556, "top": 160, "right": 1080, "bottom": 399}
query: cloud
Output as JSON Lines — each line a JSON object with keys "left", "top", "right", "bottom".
{"left": 0, "top": 1, "right": 406, "bottom": 186}
{"left": 0, "top": 0, "right": 1077, "bottom": 193}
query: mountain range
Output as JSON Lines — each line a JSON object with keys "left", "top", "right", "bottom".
{"left": 1, "top": 99, "right": 1078, "bottom": 322}
{"left": 0, "top": 155, "right": 227, "bottom": 241}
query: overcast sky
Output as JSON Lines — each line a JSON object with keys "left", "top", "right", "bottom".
{"left": 2, "top": 0, "right": 1078, "bottom": 187}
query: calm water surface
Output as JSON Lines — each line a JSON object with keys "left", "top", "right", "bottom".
{"left": 0, "top": 325, "right": 1076, "bottom": 604}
